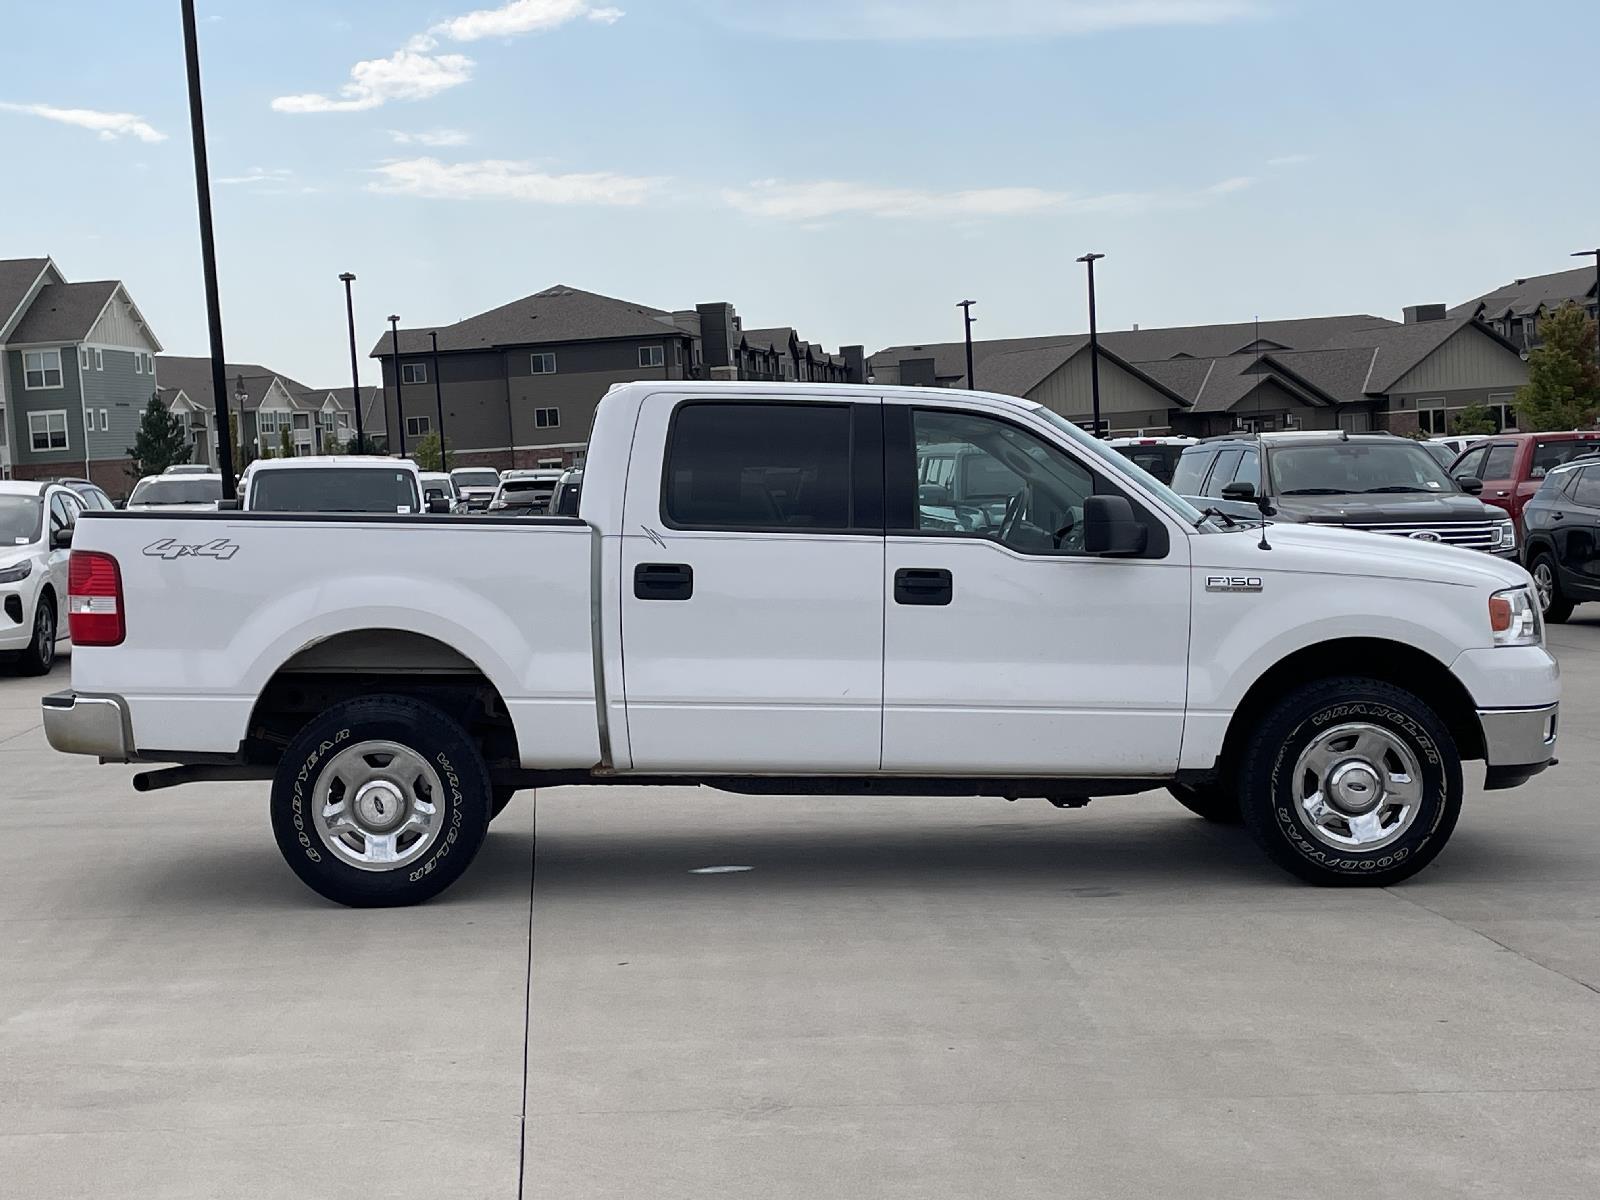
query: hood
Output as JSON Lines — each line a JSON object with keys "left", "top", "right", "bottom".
{"left": 1272, "top": 491, "right": 1499, "bottom": 524}
{"left": 1198, "top": 521, "right": 1530, "bottom": 590}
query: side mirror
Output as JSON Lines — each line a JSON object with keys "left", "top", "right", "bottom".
{"left": 1083, "top": 495, "right": 1147, "bottom": 557}
{"left": 50, "top": 526, "right": 74, "bottom": 551}
{"left": 216, "top": 498, "right": 241, "bottom": 511}
{"left": 1456, "top": 476, "right": 1485, "bottom": 495}
{"left": 426, "top": 496, "right": 451, "bottom": 514}
{"left": 114, "top": 499, "right": 127, "bottom": 511}
{"left": 1220, "top": 480, "right": 1256, "bottom": 500}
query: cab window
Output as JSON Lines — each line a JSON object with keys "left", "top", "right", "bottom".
{"left": 1481, "top": 444, "right": 1517, "bottom": 480}
{"left": 1169, "top": 449, "right": 1215, "bottom": 495}
{"left": 1452, "top": 446, "right": 1488, "bottom": 479}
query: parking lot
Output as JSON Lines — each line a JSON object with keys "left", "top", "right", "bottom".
{"left": 0, "top": 632, "right": 1595, "bottom": 1199}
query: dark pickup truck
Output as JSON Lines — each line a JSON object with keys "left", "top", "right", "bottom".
{"left": 1173, "top": 431, "right": 1518, "bottom": 556}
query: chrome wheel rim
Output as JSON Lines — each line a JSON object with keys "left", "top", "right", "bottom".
{"left": 1533, "top": 561, "right": 1555, "bottom": 612}
{"left": 1291, "top": 722, "right": 1423, "bottom": 851}
{"left": 35, "top": 603, "right": 54, "bottom": 668}
{"left": 312, "top": 740, "right": 445, "bottom": 872}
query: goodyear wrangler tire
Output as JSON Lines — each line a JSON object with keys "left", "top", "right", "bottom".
{"left": 270, "top": 695, "right": 492, "bottom": 907}
{"left": 1240, "top": 678, "right": 1462, "bottom": 887}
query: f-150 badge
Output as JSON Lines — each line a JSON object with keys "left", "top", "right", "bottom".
{"left": 142, "top": 538, "right": 240, "bottom": 561}
{"left": 1206, "top": 576, "right": 1262, "bottom": 593}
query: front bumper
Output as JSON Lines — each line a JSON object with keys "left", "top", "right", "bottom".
{"left": 1478, "top": 703, "right": 1559, "bottom": 790}
{"left": 0, "top": 586, "right": 34, "bottom": 650}
{"left": 41, "top": 691, "right": 133, "bottom": 761}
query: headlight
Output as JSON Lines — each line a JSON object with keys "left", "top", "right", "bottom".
{"left": 1489, "top": 586, "right": 1541, "bottom": 646}
{"left": 0, "top": 561, "right": 32, "bottom": 585}
{"left": 1492, "top": 519, "right": 1516, "bottom": 552}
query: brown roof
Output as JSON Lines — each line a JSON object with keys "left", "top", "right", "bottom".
{"left": 8, "top": 280, "right": 119, "bottom": 343}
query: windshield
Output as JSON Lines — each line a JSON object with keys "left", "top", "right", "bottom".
{"left": 452, "top": 469, "right": 500, "bottom": 488}
{"left": 129, "top": 478, "right": 223, "bottom": 506}
{"left": 1030, "top": 408, "right": 1204, "bottom": 524}
{"left": 0, "top": 495, "right": 44, "bottom": 544}
{"left": 1270, "top": 442, "right": 1455, "bottom": 495}
{"left": 250, "top": 468, "right": 421, "bottom": 513}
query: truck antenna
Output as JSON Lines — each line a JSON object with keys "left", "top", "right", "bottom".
{"left": 1253, "top": 314, "right": 1271, "bottom": 551}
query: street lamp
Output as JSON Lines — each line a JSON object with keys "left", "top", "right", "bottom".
{"left": 1076, "top": 252, "right": 1106, "bottom": 437}
{"left": 180, "top": 0, "right": 236, "bottom": 499}
{"left": 1573, "top": 249, "right": 1600, "bottom": 363}
{"left": 429, "top": 331, "right": 449, "bottom": 472}
{"left": 338, "top": 273, "right": 366, "bottom": 453}
{"left": 388, "top": 314, "right": 404, "bottom": 457}
{"left": 957, "top": 300, "right": 977, "bottom": 390}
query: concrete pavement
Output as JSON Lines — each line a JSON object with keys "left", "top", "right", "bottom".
{"left": 1, "top": 631, "right": 1598, "bottom": 1197}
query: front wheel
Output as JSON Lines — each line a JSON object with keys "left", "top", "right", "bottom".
{"left": 270, "top": 695, "right": 492, "bottom": 907}
{"left": 1239, "top": 678, "right": 1462, "bottom": 886}
{"left": 16, "top": 591, "right": 57, "bottom": 676}
{"left": 1530, "top": 553, "right": 1574, "bottom": 623}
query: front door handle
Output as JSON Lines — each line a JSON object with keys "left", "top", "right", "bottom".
{"left": 895, "top": 567, "right": 953, "bottom": 606}
{"left": 1495, "top": 490, "right": 1510, "bottom": 497}
{"left": 634, "top": 562, "right": 693, "bottom": 601}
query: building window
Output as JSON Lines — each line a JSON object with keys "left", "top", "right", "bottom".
{"left": 134, "top": 352, "right": 143, "bottom": 375}
{"left": 406, "top": 415, "right": 432, "bottom": 438}
{"left": 94, "top": 348, "right": 103, "bottom": 370}
{"left": 401, "top": 362, "right": 427, "bottom": 384}
{"left": 99, "top": 409, "right": 109, "bottom": 432}
{"left": 538, "top": 457, "right": 562, "bottom": 468}
{"left": 530, "top": 352, "right": 557, "bottom": 375}
{"left": 639, "top": 345, "right": 664, "bottom": 368}
{"left": 674, "top": 343, "right": 683, "bottom": 366}
{"left": 534, "top": 407, "right": 560, "bottom": 429}
{"left": 23, "top": 350, "right": 63, "bottom": 390}
{"left": 1417, "top": 397, "right": 1447, "bottom": 435}
{"left": 1487, "top": 393, "right": 1517, "bottom": 432}
{"left": 29, "top": 410, "right": 69, "bottom": 451}
{"left": 80, "top": 348, "right": 91, "bottom": 371}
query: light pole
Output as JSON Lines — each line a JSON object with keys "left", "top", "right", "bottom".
{"left": 388, "top": 314, "right": 404, "bottom": 457}
{"left": 1076, "top": 252, "right": 1106, "bottom": 437}
{"left": 957, "top": 300, "right": 977, "bottom": 390}
{"left": 430, "top": 330, "right": 448, "bottom": 472}
{"left": 338, "top": 273, "right": 365, "bottom": 453}
{"left": 1573, "top": 249, "right": 1600, "bottom": 364}
{"left": 180, "top": 0, "right": 236, "bottom": 499}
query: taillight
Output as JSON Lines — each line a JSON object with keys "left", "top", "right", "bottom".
{"left": 68, "top": 551, "right": 124, "bottom": 647}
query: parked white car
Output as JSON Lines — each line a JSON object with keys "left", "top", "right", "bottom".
{"left": 488, "top": 468, "right": 563, "bottom": 514}
{"left": 449, "top": 467, "right": 502, "bottom": 511}
{"left": 1432, "top": 435, "right": 1489, "bottom": 458}
{"left": 418, "top": 472, "right": 463, "bottom": 514}
{"left": 0, "top": 481, "right": 81, "bottom": 674}
{"left": 235, "top": 456, "right": 427, "bottom": 514}
{"left": 44, "top": 382, "right": 1560, "bottom": 906}
{"left": 126, "top": 473, "right": 224, "bottom": 512}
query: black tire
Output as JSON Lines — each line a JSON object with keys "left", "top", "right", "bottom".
{"left": 1530, "top": 553, "right": 1573, "bottom": 624}
{"left": 491, "top": 786, "right": 518, "bottom": 820}
{"left": 1167, "top": 781, "right": 1242, "bottom": 824}
{"left": 16, "top": 590, "right": 57, "bottom": 676}
{"left": 1239, "top": 678, "right": 1462, "bottom": 887}
{"left": 270, "top": 695, "right": 491, "bottom": 907}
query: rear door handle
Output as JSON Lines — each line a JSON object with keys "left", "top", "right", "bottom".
{"left": 634, "top": 562, "right": 693, "bottom": 601}
{"left": 894, "top": 567, "right": 953, "bottom": 606}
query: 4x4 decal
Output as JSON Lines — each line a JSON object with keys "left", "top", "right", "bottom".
{"left": 142, "top": 537, "right": 240, "bottom": 562}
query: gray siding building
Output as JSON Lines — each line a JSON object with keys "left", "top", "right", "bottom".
{"left": 1449, "top": 265, "right": 1600, "bottom": 354}
{"left": 372, "top": 285, "right": 861, "bottom": 469}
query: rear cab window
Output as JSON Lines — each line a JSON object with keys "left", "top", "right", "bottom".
{"left": 249, "top": 468, "right": 422, "bottom": 514}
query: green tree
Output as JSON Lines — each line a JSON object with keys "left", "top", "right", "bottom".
{"left": 411, "top": 431, "right": 452, "bottom": 471}
{"left": 1513, "top": 303, "right": 1600, "bottom": 432}
{"left": 279, "top": 426, "right": 295, "bottom": 459}
{"left": 345, "top": 433, "right": 386, "bottom": 455}
{"left": 1450, "top": 404, "right": 1497, "bottom": 436}
{"left": 229, "top": 411, "right": 256, "bottom": 468}
{"left": 126, "top": 395, "right": 191, "bottom": 479}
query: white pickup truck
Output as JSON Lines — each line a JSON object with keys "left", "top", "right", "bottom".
{"left": 43, "top": 382, "right": 1560, "bottom": 906}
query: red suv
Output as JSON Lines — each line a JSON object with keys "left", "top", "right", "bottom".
{"left": 1451, "top": 431, "right": 1600, "bottom": 535}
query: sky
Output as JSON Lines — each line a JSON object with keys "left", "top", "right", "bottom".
{"left": 3, "top": 0, "right": 1598, "bottom": 387}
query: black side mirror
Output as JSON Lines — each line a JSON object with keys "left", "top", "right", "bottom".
{"left": 216, "top": 498, "right": 241, "bottom": 511}
{"left": 1220, "top": 480, "right": 1256, "bottom": 500}
{"left": 1083, "top": 495, "right": 1147, "bottom": 556}
{"left": 113, "top": 499, "right": 127, "bottom": 510}
{"left": 1456, "top": 476, "right": 1485, "bottom": 495}
{"left": 50, "top": 527, "right": 74, "bottom": 551}
{"left": 426, "top": 496, "right": 451, "bottom": 514}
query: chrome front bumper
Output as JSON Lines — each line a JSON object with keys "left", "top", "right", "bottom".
{"left": 1478, "top": 703, "right": 1558, "bottom": 790}
{"left": 42, "top": 691, "right": 133, "bottom": 761}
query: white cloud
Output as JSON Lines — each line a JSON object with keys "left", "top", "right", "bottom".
{"left": 216, "top": 166, "right": 294, "bottom": 185}
{"left": 0, "top": 101, "right": 166, "bottom": 143}
{"left": 389, "top": 128, "right": 472, "bottom": 146}
{"left": 723, "top": 175, "right": 1255, "bottom": 221}
{"left": 274, "top": 2, "right": 621, "bottom": 113}
{"left": 701, "top": 0, "right": 1260, "bottom": 39}
{"left": 272, "top": 49, "right": 475, "bottom": 113}
{"left": 1267, "top": 153, "right": 1313, "bottom": 167}
{"left": 371, "top": 157, "right": 660, "bottom": 206}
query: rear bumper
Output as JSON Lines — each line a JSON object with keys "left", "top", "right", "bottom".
{"left": 41, "top": 690, "right": 133, "bottom": 761}
{"left": 1477, "top": 702, "right": 1559, "bottom": 789}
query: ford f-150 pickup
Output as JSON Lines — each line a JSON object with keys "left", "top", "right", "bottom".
{"left": 43, "top": 382, "right": 1561, "bottom": 906}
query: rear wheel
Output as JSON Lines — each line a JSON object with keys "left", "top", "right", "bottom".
{"left": 1530, "top": 553, "right": 1573, "bottom": 623}
{"left": 1167, "top": 780, "right": 1242, "bottom": 824}
{"left": 270, "top": 695, "right": 491, "bottom": 907}
{"left": 16, "top": 591, "right": 56, "bottom": 676}
{"left": 1239, "top": 677, "right": 1462, "bottom": 887}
